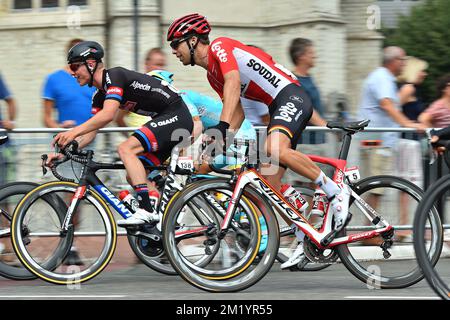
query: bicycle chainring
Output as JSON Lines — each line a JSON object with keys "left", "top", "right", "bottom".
{"left": 303, "top": 236, "right": 339, "bottom": 264}
{"left": 136, "top": 225, "right": 164, "bottom": 258}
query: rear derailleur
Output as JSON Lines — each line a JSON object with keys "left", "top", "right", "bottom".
{"left": 380, "top": 228, "right": 394, "bottom": 259}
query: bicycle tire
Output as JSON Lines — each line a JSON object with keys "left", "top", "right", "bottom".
{"left": 11, "top": 181, "right": 117, "bottom": 285}
{"left": 127, "top": 190, "right": 221, "bottom": 275}
{"left": 166, "top": 184, "right": 262, "bottom": 278}
{"left": 162, "top": 178, "right": 280, "bottom": 292}
{"left": 336, "top": 175, "right": 443, "bottom": 289}
{"left": 0, "top": 182, "right": 40, "bottom": 280}
{"left": 413, "top": 174, "right": 449, "bottom": 300}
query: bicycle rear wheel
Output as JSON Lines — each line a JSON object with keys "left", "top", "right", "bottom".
{"left": 11, "top": 181, "right": 117, "bottom": 285}
{"left": 162, "top": 178, "right": 279, "bottom": 292}
{"left": 337, "top": 175, "right": 443, "bottom": 289}
{"left": 414, "top": 175, "right": 450, "bottom": 300}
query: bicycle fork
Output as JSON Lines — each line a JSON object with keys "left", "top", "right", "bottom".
{"left": 60, "top": 185, "right": 87, "bottom": 236}
{"left": 338, "top": 189, "right": 394, "bottom": 258}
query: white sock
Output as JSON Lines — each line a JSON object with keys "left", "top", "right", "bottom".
{"left": 292, "top": 224, "right": 305, "bottom": 242}
{"left": 314, "top": 171, "right": 340, "bottom": 199}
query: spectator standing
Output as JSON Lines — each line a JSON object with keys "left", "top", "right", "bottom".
{"left": 0, "top": 72, "right": 17, "bottom": 184}
{"left": 396, "top": 56, "right": 429, "bottom": 234}
{"left": 289, "top": 38, "right": 327, "bottom": 147}
{"left": 0, "top": 72, "right": 17, "bottom": 263}
{"left": 358, "top": 46, "right": 426, "bottom": 243}
{"left": 285, "top": 38, "right": 328, "bottom": 188}
{"left": 43, "top": 38, "right": 95, "bottom": 130}
{"left": 418, "top": 74, "right": 450, "bottom": 128}
{"left": 0, "top": 73, "right": 16, "bottom": 132}
{"left": 41, "top": 38, "right": 96, "bottom": 265}
{"left": 397, "top": 56, "right": 429, "bottom": 140}
{"left": 144, "top": 47, "right": 167, "bottom": 73}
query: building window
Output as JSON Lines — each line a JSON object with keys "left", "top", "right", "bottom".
{"left": 68, "top": 0, "right": 87, "bottom": 5}
{"left": 13, "top": 0, "right": 32, "bottom": 9}
{"left": 41, "top": 0, "right": 59, "bottom": 8}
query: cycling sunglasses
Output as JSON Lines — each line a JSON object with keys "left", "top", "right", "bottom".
{"left": 69, "top": 62, "right": 84, "bottom": 72}
{"left": 170, "top": 36, "right": 190, "bottom": 50}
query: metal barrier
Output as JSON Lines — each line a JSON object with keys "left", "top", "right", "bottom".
{"left": 0, "top": 126, "right": 448, "bottom": 234}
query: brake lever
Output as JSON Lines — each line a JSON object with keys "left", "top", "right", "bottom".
{"left": 425, "top": 129, "right": 438, "bottom": 165}
{"left": 41, "top": 154, "right": 48, "bottom": 176}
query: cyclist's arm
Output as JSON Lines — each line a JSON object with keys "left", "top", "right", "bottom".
{"left": 114, "top": 109, "right": 130, "bottom": 138}
{"left": 221, "top": 70, "right": 243, "bottom": 128}
{"left": 115, "top": 109, "right": 127, "bottom": 127}
{"left": 76, "top": 130, "right": 97, "bottom": 149}
{"left": 309, "top": 109, "right": 327, "bottom": 126}
{"left": 192, "top": 116, "right": 203, "bottom": 142}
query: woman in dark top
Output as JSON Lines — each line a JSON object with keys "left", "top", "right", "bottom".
{"left": 397, "top": 56, "right": 429, "bottom": 140}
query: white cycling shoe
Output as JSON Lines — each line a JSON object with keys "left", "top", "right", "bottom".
{"left": 117, "top": 208, "right": 160, "bottom": 227}
{"left": 280, "top": 242, "right": 308, "bottom": 270}
{"left": 330, "top": 184, "right": 352, "bottom": 232}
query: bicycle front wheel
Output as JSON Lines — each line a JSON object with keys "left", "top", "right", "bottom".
{"left": 414, "top": 174, "right": 450, "bottom": 300}
{"left": 0, "top": 182, "right": 40, "bottom": 280}
{"left": 11, "top": 181, "right": 117, "bottom": 285}
{"left": 337, "top": 175, "right": 442, "bottom": 289}
{"left": 162, "top": 178, "right": 279, "bottom": 292}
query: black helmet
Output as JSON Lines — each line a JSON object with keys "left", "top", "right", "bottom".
{"left": 67, "top": 41, "right": 104, "bottom": 64}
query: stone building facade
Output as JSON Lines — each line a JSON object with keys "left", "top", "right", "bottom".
{"left": 0, "top": 0, "right": 386, "bottom": 127}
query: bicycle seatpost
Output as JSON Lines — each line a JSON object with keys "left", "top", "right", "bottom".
{"left": 338, "top": 133, "right": 353, "bottom": 161}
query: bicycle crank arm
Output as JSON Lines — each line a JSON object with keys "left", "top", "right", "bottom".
{"left": 130, "top": 230, "right": 161, "bottom": 242}
{"left": 320, "top": 213, "right": 353, "bottom": 247}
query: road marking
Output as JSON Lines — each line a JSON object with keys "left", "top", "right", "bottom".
{"left": 346, "top": 296, "right": 440, "bottom": 300}
{"left": 0, "top": 295, "right": 126, "bottom": 299}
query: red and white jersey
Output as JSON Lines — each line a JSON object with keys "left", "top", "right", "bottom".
{"left": 207, "top": 37, "right": 299, "bottom": 106}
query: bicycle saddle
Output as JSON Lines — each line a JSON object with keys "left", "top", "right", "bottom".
{"left": 326, "top": 119, "right": 370, "bottom": 132}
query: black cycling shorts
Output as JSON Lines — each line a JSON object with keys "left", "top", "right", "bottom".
{"left": 267, "top": 83, "right": 313, "bottom": 148}
{"left": 133, "top": 102, "right": 193, "bottom": 166}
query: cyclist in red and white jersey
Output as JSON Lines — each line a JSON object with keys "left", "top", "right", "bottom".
{"left": 167, "top": 13, "right": 352, "bottom": 268}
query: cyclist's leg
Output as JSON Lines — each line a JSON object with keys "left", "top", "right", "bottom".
{"left": 264, "top": 83, "right": 320, "bottom": 185}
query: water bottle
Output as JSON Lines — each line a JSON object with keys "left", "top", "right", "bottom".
{"left": 118, "top": 190, "right": 139, "bottom": 213}
{"left": 310, "top": 189, "right": 327, "bottom": 217}
{"left": 280, "top": 184, "right": 309, "bottom": 213}
{"left": 309, "top": 189, "right": 328, "bottom": 229}
{"left": 149, "top": 190, "right": 160, "bottom": 211}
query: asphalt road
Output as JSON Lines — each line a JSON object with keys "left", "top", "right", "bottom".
{"left": 0, "top": 260, "right": 444, "bottom": 301}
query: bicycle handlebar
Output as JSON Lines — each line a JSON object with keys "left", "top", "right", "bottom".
{"left": 425, "top": 129, "right": 450, "bottom": 168}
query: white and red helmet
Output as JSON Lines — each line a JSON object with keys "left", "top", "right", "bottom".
{"left": 167, "top": 13, "right": 211, "bottom": 41}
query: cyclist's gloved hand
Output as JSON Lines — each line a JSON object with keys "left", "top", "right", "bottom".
{"left": 45, "top": 153, "right": 65, "bottom": 168}
{"left": 205, "top": 121, "right": 230, "bottom": 143}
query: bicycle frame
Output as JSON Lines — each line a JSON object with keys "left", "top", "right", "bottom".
{"left": 219, "top": 131, "right": 394, "bottom": 249}
{"left": 58, "top": 146, "right": 203, "bottom": 235}
{"left": 57, "top": 150, "right": 166, "bottom": 233}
